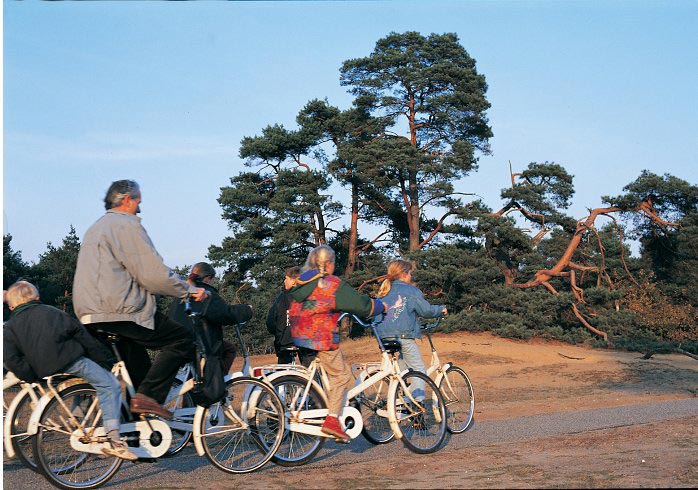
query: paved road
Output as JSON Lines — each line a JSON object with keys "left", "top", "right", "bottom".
{"left": 4, "top": 398, "right": 697, "bottom": 489}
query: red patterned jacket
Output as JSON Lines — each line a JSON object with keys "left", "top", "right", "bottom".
{"left": 289, "top": 270, "right": 385, "bottom": 351}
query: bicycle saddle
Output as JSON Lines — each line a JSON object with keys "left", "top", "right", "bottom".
{"left": 380, "top": 339, "right": 402, "bottom": 354}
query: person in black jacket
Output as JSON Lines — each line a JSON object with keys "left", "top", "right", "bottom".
{"left": 168, "top": 262, "right": 253, "bottom": 373}
{"left": 3, "top": 281, "right": 137, "bottom": 460}
{"left": 265, "top": 266, "right": 316, "bottom": 366}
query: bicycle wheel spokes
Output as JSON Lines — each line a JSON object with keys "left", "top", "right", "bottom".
{"left": 200, "top": 376, "right": 284, "bottom": 474}
{"left": 358, "top": 376, "right": 394, "bottom": 445}
{"left": 393, "top": 371, "right": 447, "bottom": 454}
{"left": 271, "top": 375, "right": 326, "bottom": 467}
{"left": 34, "top": 384, "right": 122, "bottom": 490}
{"left": 440, "top": 366, "right": 475, "bottom": 434}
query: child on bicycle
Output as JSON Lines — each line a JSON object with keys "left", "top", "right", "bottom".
{"left": 169, "top": 262, "right": 254, "bottom": 373}
{"left": 3, "top": 281, "right": 138, "bottom": 460}
{"left": 289, "top": 245, "right": 386, "bottom": 442}
{"left": 375, "top": 259, "right": 447, "bottom": 401}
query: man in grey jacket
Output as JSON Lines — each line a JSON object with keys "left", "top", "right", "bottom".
{"left": 73, "top": 180, "right": 207, "bottom": 419}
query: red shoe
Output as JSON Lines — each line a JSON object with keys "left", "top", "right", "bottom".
{"left": 130, "top": 393, "right": 173, "bottom": 420}
{"left": 321, "top": 415, "right": 350, "bottom": 443}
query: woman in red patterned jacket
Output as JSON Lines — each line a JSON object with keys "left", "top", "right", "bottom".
{"left": 289, "top": 245, "right": 386, "bottom": 442}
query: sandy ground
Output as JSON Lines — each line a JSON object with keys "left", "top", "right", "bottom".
{"left": 4, "top": 331, "right": 696, "bottom": 488}
{"left": 241, "top": 330, "right": 698, "bottom": 488}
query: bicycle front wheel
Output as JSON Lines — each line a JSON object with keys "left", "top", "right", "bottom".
{"left": 391, "top": 371, "right": 447, "bottom": 454}
{"left": 9, "top": 388, "right": 39, "bottom": 472}
{"left": 33, "top": 383, "right": 123, "bottom": 490}
{"left": 200, "top": 376, "right": 284, "bottom": 474}
{"left": 357, "top": 375, "right": 394, "bottom": 445}
{"left": 439, "top": 365, "right": 475, "bottom": 434}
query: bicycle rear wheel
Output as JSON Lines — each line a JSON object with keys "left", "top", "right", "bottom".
{"left": 439, "top": 365, "right": 475, "bottom": 434}
{"left": 33, "top": 383, "right": 123, "bottom": 490}
{"left": 270, "top": 374, "right": 326, "bottom": 467}
{"left": 357, "top": 374, "right": 394, "bottom": 445}
{"left": 199, "top": 376, "right": 284, "bottom": 474}
{"left": 391, "top": 371, "right": 447, "bottom": 454}
{"left": 9, "top": 388, "right": 40, "bottom": 472}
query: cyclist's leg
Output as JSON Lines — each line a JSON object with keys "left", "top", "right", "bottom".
{"left": 93, "top": 314, "right": 195, "bottom": 404}
{"left": 398, "top": 339, "right": 427, "bottom": 401}
{"left": 64, "top": 357, "right": 121, "bottom": 435}
{"left": 316, "top": 349, "right": 353, "bottom": 416}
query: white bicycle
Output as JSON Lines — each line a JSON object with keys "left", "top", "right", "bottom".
{"left": 26, "top": 306, "right": 285, "bottom": 489}
{"left": 357, "top": 316, "right": 475, "bottom": 445}
{"left": 257, "top": 313, "right": 448, "bottom": 467}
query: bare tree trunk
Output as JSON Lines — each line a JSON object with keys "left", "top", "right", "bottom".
{"left": 345, "top": 182, "right": 360, "bottom": 275}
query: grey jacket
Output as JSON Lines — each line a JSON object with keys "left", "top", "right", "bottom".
{"left": 73, "top": 210, "right": 197, "bottom": 330}
{"left": 375, "top": 280, "right": 444, "bottom": 340}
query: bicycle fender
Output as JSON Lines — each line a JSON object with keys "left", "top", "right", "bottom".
{"left": 385, "top": 380, "right": 404, "bottom": 439}
{"left": 26, "top": 391, "right": 56, "bottom": 436}
{"left": 192, "top": 406, "right": 207, "bottom": 456}
{"left": 264, "top": 371, "right": 329, "bottom": 406}
{"left": 3, "top": 387, "right": 38, "bottom": 458}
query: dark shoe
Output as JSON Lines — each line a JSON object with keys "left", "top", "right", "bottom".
{"left": 102, "top": 440, "right": 138, "bottom": 461}
{"left": 321, "top": 415, "right": 350, "bottom": 443}
{"left": 130, "top": 393, "right": 173, "bottom": 420}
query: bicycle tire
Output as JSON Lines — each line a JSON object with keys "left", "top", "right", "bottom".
{"left": 199, "top": 376, "right": 284, "bottom": 474}
{"left": 439, "top": 365, "right": 475, "bottom": 434}
{"left": 269, "top": 374, "right": 326, "bottom": 467}
{"left": 357, "top": 374, "right": 394, "bottom": 445}
{"left": 391, "top": 371, "right": 447, "bottom": 454}
{"left": 163, "top": 378, "right": 194, "bottom": 456}
{"left": 9, "top": 388, "right": 39, "bottom": 472}
{"left": 33, "top": 383, "right": 123, "bottom": 490}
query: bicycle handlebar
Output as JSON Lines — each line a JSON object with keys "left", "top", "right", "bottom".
{"left": 337, "top": 312, "right": 382, "bottom": 328}
{"left": 419, "top": 316, "right": 443, "bottom": 330}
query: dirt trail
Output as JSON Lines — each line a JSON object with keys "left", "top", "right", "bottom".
{"left": 241, "top": 330, "right": 698, "bottom": 488}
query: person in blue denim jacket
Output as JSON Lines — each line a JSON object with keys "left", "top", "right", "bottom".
{"left": 376, "top": 259, "right": 447, "bottom": 400}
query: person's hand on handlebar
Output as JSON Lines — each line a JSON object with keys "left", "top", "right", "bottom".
{"left": 191, "top": 288, "right": 209, "bottom": 302}
{"left": 441, "top": 307, "right": 448, "bottom": 316}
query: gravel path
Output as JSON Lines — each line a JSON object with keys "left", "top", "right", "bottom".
{"left": 4, "top": 398, "right": 697, "bottom": 489}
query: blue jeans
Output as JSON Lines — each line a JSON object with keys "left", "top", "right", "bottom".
{"left": 397, "top": 339, "right": 426, "bottom": 402}
{"left": 64, "top": 357, "right": 122, "bottom": 433}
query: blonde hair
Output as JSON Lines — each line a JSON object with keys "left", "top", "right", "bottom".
{"left": 377, "top": 259, "right": 414, "bottom": 298}
{"left": 303, "top": 245, "right": 335, "bottom": 276}
{"left": 6, "top": 281, "right": 40, "bottom": 309}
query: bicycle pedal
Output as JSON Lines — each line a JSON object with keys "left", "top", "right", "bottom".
{"left": 334, "top": 437, "right": 351, "bottom": 444}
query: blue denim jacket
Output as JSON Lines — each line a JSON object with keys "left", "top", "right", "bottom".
{"left": 375, "top": 280, "right": 444, "bottom": 340}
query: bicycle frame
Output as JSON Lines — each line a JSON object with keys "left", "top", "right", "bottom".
{"left": 421, "top": 323, "right": 453, "bottom": 387}
{"left": 272, "top": 314, "right": 438, "bottom": 442}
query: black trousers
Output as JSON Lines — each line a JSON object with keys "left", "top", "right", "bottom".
{"left": 90, "top": 312, "right": 195, "bottom": 404}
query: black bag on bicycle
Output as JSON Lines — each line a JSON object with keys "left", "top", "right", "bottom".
{"left": 184, "top": 299, "right": 227, "bottom": 408}
{"left": 191, "top": 347, "right": 226, "bottom": 408}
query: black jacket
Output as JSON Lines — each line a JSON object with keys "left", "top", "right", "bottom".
{"left": 3, "top": 302, "right": 117, "bottom": 383}
{"left": 168, "top": 281, "right": 253, "bottom": 356}
{"left": 266, "top": 290, "right": 293, "bottom": 351}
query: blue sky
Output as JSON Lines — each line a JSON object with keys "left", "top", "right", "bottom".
{"left": 3, "top": 0, "right": 697, "bottom": 268}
